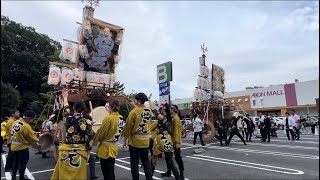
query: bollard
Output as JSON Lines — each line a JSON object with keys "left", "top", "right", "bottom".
{"left": 193, "top": 148, "right": 205, "bottom": 154}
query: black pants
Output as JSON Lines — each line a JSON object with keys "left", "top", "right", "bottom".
{"left": 246, "top": 129, "right": 253, "bottom": 141}
{"left": 166, "top": 147, "right": 184, "bottom": 177}
{"left": 129, "top": 146, "right": 152, "bottom": 180}
{"left": 286, "top": 128, "right": 295, "bottom": 140}
{"left": 260, "top": 128, "right": 265, "bottom": 139}
{"left": 12, "top": 148, "right": 29, "bottom": 180}
{"left": 193, "top": 131, "right": 204, "bottom": 145}
{"left": 5, "top": 143, "right": 14, "bottom": 169}
{"left": 294, "top": 127, "right": 300, "bottom": 140}
{"left": 227, "top": 130, "right": 246, "bottom": 145}
{"left": 89, "top": 153, "right": 96, "bottom": 178}
{"left": 311, "top": 126, "right": 315, "bottom": 134}
{"left": 0, "top": 136, "right": 4, "bottom": 152}
{"left": 218, "top": 129, "right": 227, "bottom": 145}
{"left": 262, "top": 128, "right": 271, "bottom": 142}
{"left": 270, "top": 128, "right": 277, "bottom": 137}
{"left": 153, "top": 152, "right": 180, "bottom": 179}
{"left": 149, "top": 139, "right": 154, "bottom": 156}
{"left": 100, "top": 157, "right": 115, "bottom": 180}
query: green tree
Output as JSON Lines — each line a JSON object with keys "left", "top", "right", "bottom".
{"left": 113, "top": 81, "right": 125, "bottom": 95}
{"left": 1, "top": 16, "right": 61, "bottom": 113}
{"left": 1, "top": 80, "right": 21, "bottom": 117}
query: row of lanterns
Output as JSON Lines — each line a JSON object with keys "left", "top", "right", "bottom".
{"left": 48, "top": 65, "right": 115, "bottom": 88}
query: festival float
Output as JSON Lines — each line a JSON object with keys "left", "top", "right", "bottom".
{"left": 32, "top": 0, "right": 132, "bottom": 151}
{"left": 183, "top": 44, "right": 235, "bottom": 142}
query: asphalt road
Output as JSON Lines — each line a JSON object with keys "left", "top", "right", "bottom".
{"left": 1, "top": 131, "right": 319, "bottom": 180}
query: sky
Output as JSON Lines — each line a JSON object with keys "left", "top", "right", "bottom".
{"left": 1, "top": 1, "right": 319, "bottom": 101}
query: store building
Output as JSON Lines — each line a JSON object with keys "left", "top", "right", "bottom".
{"left": 171, "top": 79, "right": 319, "bottom": 117}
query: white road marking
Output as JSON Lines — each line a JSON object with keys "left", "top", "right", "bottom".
{"left": 230, "top": 141, "right": 318, "bottom": 150}
{"left": 116, "top": 159, "right": 190, "bottom": 180}
{"left": 187, "top": 154, "right": 304, "bottom": 175}
{"left": 1, "top": 154, "right": 12, "bottom": 180}
{"left": 114, "top": 163, "right": 163, "bottom": 180}
{"left": 249, "top": 138, "right": 319, "bottom": 144}
{"left": 206, "top": 146, "right": 319, "bottom": 159}
{"left": 90, "top": 152, "right": 162, "bottom": 179}
{"left": 276, "top": 136, "right": 319, "bottom": 140}
{"left": 118, "top": 157, "right": 130, "bottom": 160}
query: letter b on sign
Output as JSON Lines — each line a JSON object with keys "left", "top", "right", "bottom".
{"left": 157, "top": 61, "right": 172, "bottom": 84}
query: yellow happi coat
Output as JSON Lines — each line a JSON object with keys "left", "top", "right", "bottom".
{"left": 123, "top": 105, "right": 152, "bottom": 148}
{"left": 51, "top": 144, "right": 88, "bottom": 180}
{"left": 151, "top": 115, "right": 174, "bottom": 166}
{"left": 172, "top": 114, "right": 182, "bottom": 145}
{"left": 10, "top": 119, "right": 39, "bottom": 151}
{"left": 92, "top": 112, "right": 124, "bottom": 159}
{"left": 51, "top": 103, "right": 94, "bottom": 180}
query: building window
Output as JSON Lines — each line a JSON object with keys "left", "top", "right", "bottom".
{"left": 253, "top": 100, "right": 256, "bottom": 106}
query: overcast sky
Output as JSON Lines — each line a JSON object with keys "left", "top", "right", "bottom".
{"left": 2, "top": 1, "right": 319, "bottom": 101}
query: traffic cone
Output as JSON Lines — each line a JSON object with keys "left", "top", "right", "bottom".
{"left": 315, "top": 126, "right": 319, "bottom": 136}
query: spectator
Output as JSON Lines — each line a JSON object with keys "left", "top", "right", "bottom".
{"left": 291, "top": 110, "right": 300, "bottom": 140}
{"left": 193, "top": 113, "right": 205, "bottom": 146}
{"left": 284, "top": 112, "right": 295, "bottom": 141}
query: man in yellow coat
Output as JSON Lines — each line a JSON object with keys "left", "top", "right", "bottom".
{"left": 51, "top": 89, "right": 95, "bottom": 180}
{"left": 123, "top": 92, "right": 153, "bottom": 180}
{"left": 5, "top": 110, "right": 21, "bottom": 171}
{"left": 162, "top": 104, "right": 185, "bottom": 179}
{"left": 92, "top": 100, "right": 124, "bottom": 179}
{"left": 11, "top": 110, "right": 39, "bottom": 180}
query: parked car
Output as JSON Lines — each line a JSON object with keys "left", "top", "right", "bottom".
{"left": 272, "top": 117, "right": 285, "bottom": 130}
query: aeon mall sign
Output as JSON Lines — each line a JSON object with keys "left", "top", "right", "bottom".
{"left": 251, "top": 90, "right": 285, "bottom": 98}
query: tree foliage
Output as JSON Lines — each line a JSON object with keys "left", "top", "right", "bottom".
{"left": 1, "top": 80, "right": 21, "bottom": 117}
{"left": 1, "top": 16, "right": 61, "bottom": 116}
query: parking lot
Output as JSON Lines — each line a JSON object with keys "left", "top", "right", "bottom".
{"left": 1, "top": 130, "right": 319, "bottom": 180}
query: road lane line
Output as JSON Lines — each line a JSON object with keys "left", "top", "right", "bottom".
{"left": 90, "top": 152, "right": 162, "bottom": 180}
{"left": 1, "top": 154, "right": 12, "bottom": 180}
{"left": 2, "top": 153, "right": 35, "bottom": 180}
{"left": 230, "top": 141, "right": 318, "bottom": 150}
{"left": 187, "top": 155, "right": 304, "bottom": 175}
{"left": 116, "top": 158, "right": 190, "bottom": 180}
{"left": 206, "top": 146, "right": 319, "bottom": 159}
{"left": 114, "top": 163, "right": 163, "bottom": 180}
{"left": 249, "top": 139, "right": 319, "bottom": 144}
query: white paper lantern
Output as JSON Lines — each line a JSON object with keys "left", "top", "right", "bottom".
{"left": 213, "top": 91, "right": 224, "bottom": 98}
{"left": 199, "top": 56, "right": 205, "bottom": 66}
{"left": 61, "top": 67, "right": 73, "bottom": 86}
{"left": 200, "top": 66, "right": 209, "bottom": 77}
{"left": 73, "top": 68, "right": 85, "bottom": 82}
{"left": 95, "top": 73, "right": 110, "bottom": 87}
{"left": 193, "top": 89, "right": 201, "bottom": 102}
{"left": 61, "top": 42, "right": 75, "bottom": 62}
{"left": 48, "top": 65, "right": 61, "bottom": 85}
{"left": 86, "top": 71, "right": 97, "bottom": 87}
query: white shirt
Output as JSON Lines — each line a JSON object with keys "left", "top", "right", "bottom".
{"left": 259, "top": 115, "right": 265, "bottom": 123}
{"left": 291, "top": 114, "right": 300, "bottom": 127}
{"left": 193, "top": 117, "right": 203, "bottom": 132}
{"left": 283, "top": 117, "right": 295, "bottom": 129}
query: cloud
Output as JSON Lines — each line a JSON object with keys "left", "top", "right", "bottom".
{"left": 1, "top": 1, "right": 318, "bottom": 101}
{"left": 282, "top": 1, "right": 319, "bottom": 31}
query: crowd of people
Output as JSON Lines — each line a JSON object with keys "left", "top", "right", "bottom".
{"left": 1, "top": 89, "right": 186, "bottom": 180}
{"left": 1, "top": 88, "right": 318, "bottom": 180}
